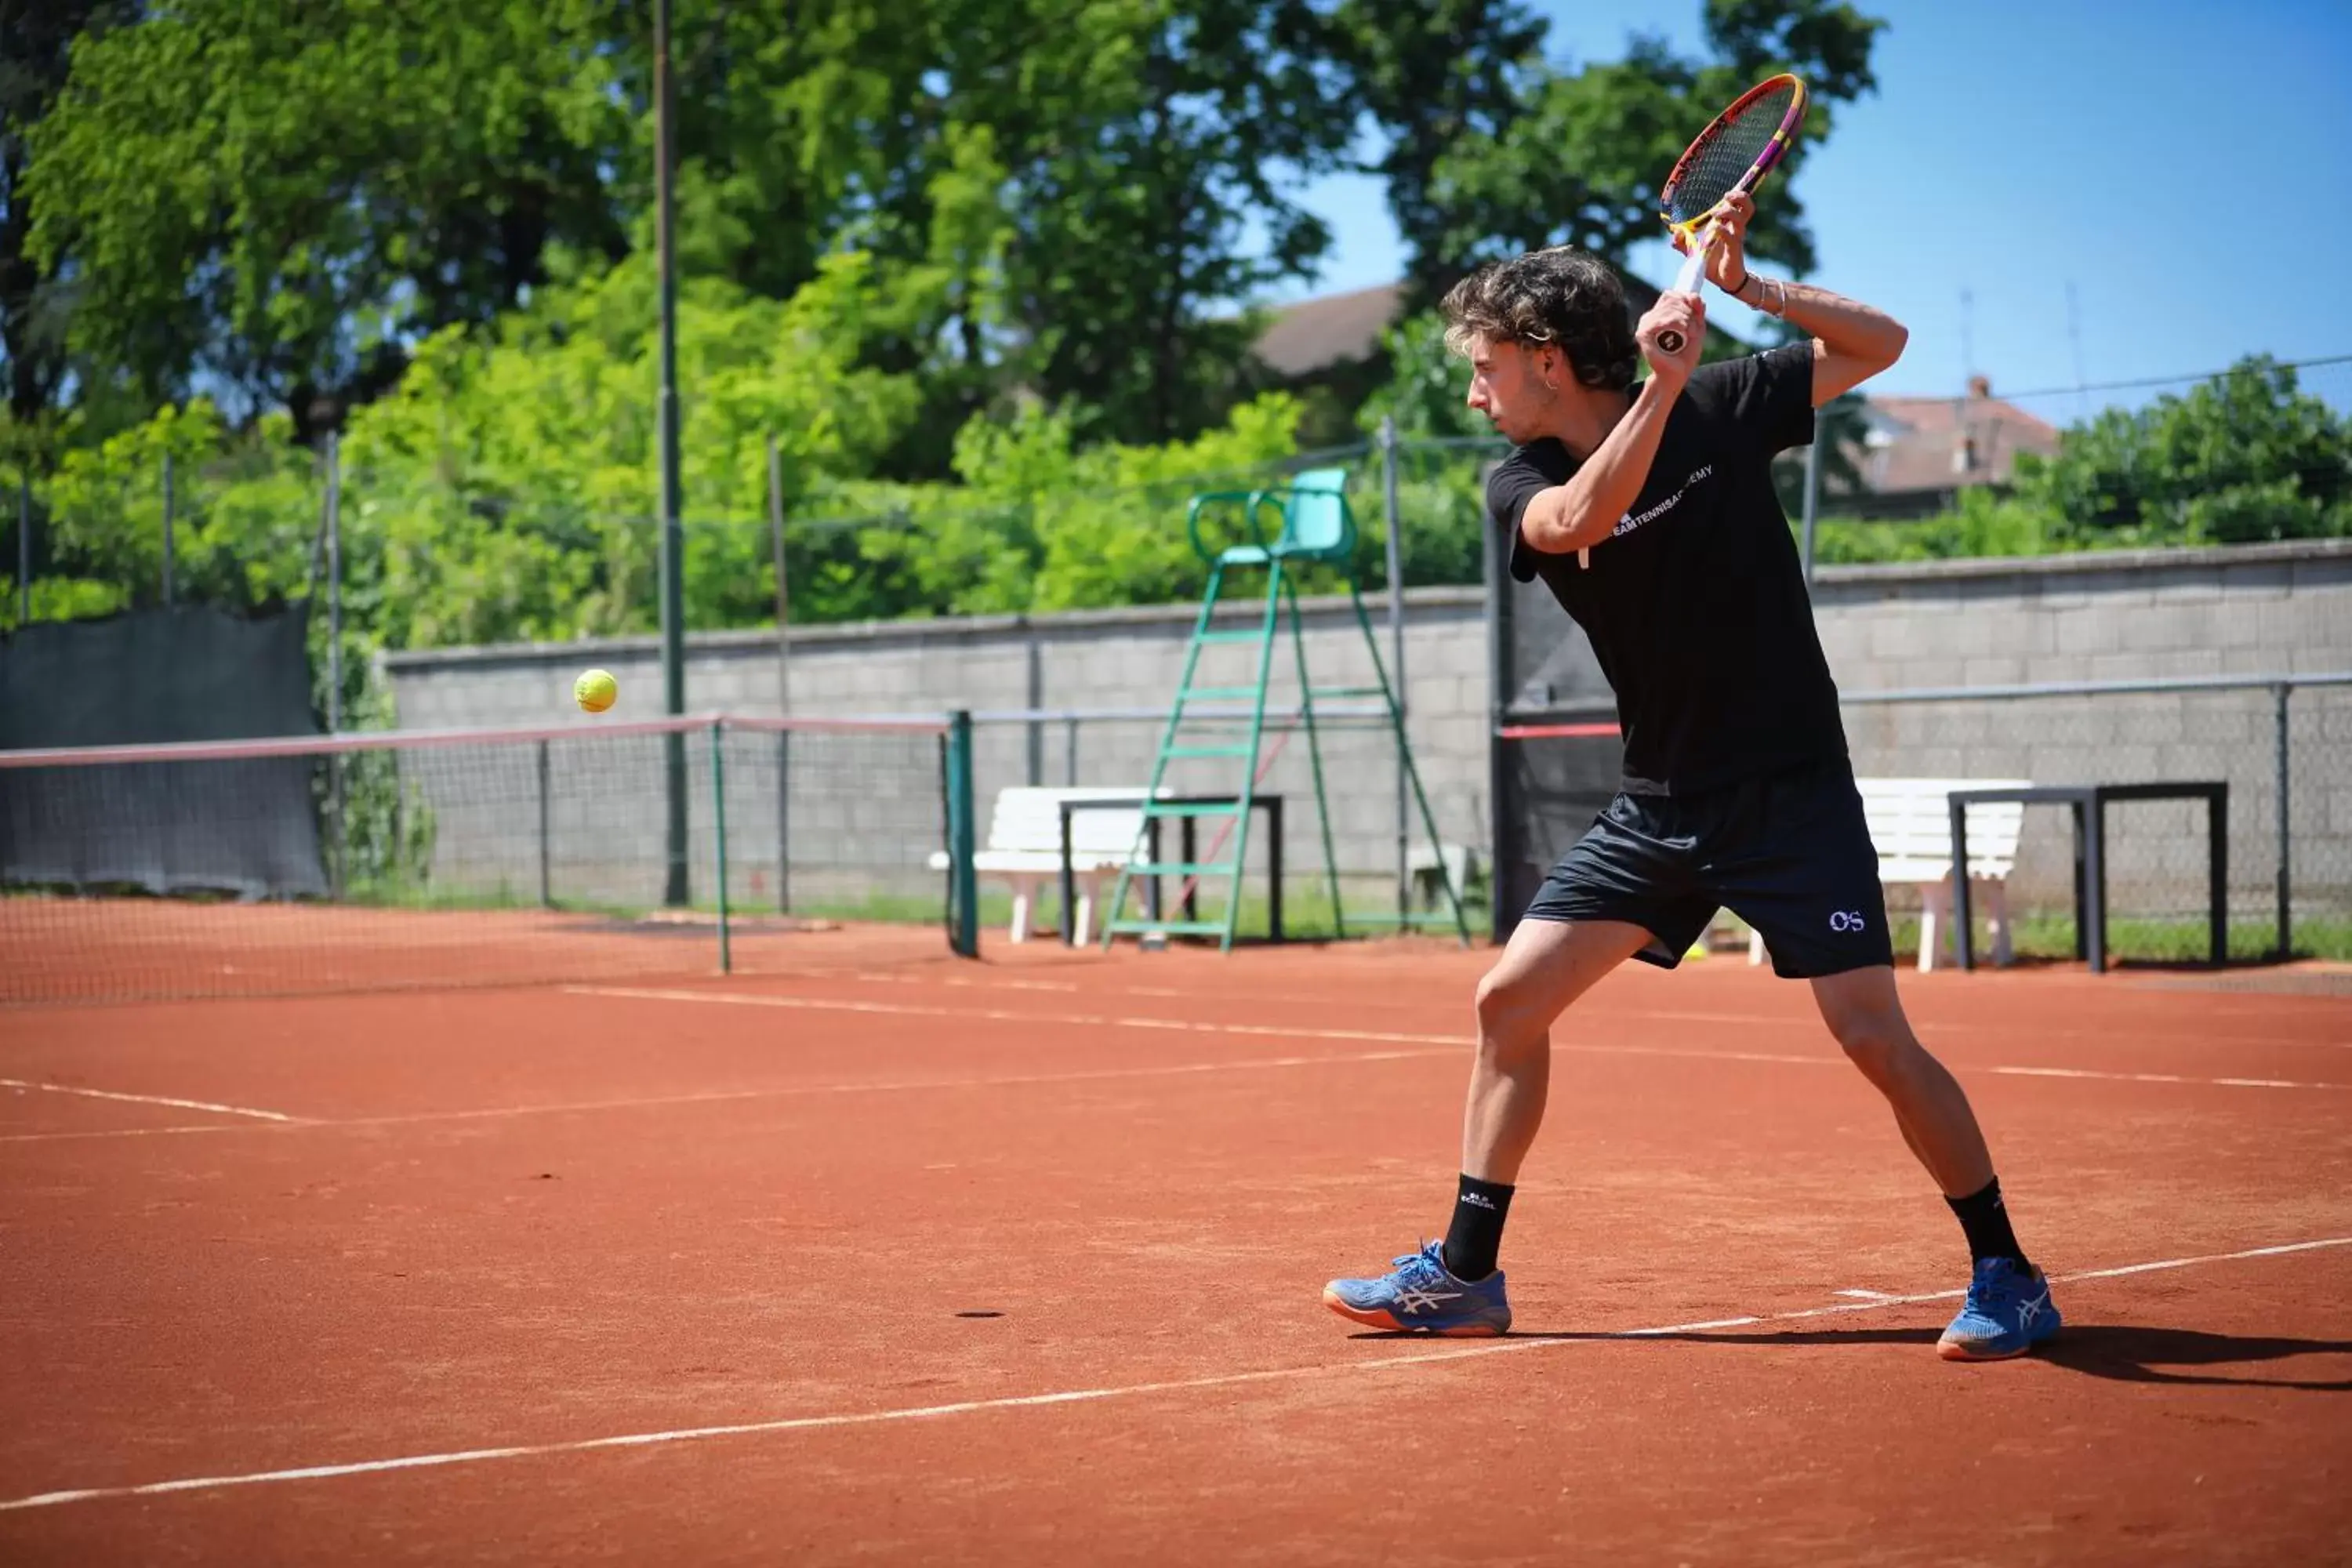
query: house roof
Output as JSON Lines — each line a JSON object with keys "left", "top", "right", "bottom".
{"left": 1250, "top": 284, "right": 2062, "bottom": 497}
{"left": 1857, "top": 379, "right": 2061, "bottom": 495}
{"left": 1251, "top": 285, "right": 2060, "bottom": 495}
{"left": 1248, "top": 274, "right": 1672, "bottom": 378}
{"left": 1250, "top": 284, "right": 1406, "bottom": 377}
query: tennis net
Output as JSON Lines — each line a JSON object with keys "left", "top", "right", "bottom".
{"left": 1, "top": 713, "right": 970, "bottom": 1004}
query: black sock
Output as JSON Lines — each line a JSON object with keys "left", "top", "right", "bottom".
{"left": 1946, "top": 1177, "right": 2029, "bottom": 1270}
{"left": 1441, "top": 1174, "right": 1515, "bottom": 1281}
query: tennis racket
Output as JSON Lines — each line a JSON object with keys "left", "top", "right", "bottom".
{"left": 1653, "top": 73, "right": 1808, "bottom": 355}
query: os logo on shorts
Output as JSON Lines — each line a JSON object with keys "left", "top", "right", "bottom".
{"left": 1828, "top": 909, "right": 1867, "bottom": 933}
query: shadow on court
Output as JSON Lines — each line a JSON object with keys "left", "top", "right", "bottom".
{"left": 1346, "top": 1323, "right": 2352, "bottom": 1388}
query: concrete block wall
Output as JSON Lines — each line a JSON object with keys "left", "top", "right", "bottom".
{"left": 383, "top": 539, "right": 2352, "bottom": 926}
{"left": 1812, "top": 542, "right": 2352, "bottom": 923}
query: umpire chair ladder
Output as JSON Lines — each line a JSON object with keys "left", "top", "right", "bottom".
{"left": 1100, "top": 467, "right": 1468, "bottom": 953}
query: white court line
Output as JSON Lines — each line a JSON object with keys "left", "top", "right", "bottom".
{"left": 4, "top": 993, "right": 2339, "bottom": 1151}
{"left": 0, "top": 1078, "right": 297, "bottom": 1123}
{"left": 792, "top": 967, "right": 2352, "bottom": 1053}
{"left": 5, "top": 1233, "right": 2347, "bottom": 1515}
{"left": 567, "top": 986, "right": 2352, "bottom": 1092}
{"left": 0, "top": 1123, "right": 257, "bottom": 1146}
{"left": 1987, "top": 1065, "right": 2323, "bottom": 1091}
{"left": 0, "top": 1047, "right": 1464, "bottom": 1145}
{"left": 333, "top": 1047, "right": 1461, "bottom": 1128}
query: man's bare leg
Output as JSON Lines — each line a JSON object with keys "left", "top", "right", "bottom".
{"left": 1323, "top": 916, "right": 1650, "bottom": 1335}
{"left": 1462, "top": 916, "right": 1654, "bottom": 1182}
{"left": 1809, "top": 965, "right": 1992, "bottom": 1196}
{"left": 1811, "top": 964, "right": 2060, "bottom": 1360}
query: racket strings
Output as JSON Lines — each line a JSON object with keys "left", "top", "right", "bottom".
{"left": 1662, "top": 82, "right": 1798, "bottom": 223}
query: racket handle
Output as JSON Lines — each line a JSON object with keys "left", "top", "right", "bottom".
{"left": 1655, "top": 230, "right": 1711, "bottom": 355}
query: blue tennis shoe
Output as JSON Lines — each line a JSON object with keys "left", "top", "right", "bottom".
{"left": 1323, "top": 1240, "right": 1512, "bottom": 1337}
{"left": 1938, "top": 1257, "right": 2061, "bottom": 1361}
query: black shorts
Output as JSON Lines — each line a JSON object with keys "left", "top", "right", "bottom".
{"left": 1524, "top": 756, "right": 1895, "bottom": 979}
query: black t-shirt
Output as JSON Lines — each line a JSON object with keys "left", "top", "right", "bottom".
{"left": 1487, "top": 342, "right": 1846, "bottom": 796}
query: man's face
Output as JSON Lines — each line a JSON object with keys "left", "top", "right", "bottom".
{"left": 1465, "top": 335, "right": 1561, "bottom": 443}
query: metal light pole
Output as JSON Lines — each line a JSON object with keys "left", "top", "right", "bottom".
{"left": 17, "top": 474, "right": 31, "bottom": 626}
{"left": 768, "top": 431, "right": 793, "bottom": 914}
{"left": 325, "top": 433, "right": 343, "bottom": 731}
{"left": 162, "top": 451, "right": 176, "bottom": 608}
{"left": 1378, "top": 416, "right": 1408, "bottom": 912}
{"left": 656, "top": 0, "right": 690, "bottom": 906}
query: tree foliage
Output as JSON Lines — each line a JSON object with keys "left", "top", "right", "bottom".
{"left": 1811, "top": 357, "right": 2352, "bottom": 564}
{"left": 1421, "top": 0, "right": 1882, "bottom": 284}
{"left": 0, "top": 0, "right": 1946, "bottom": 650}
{"left": 19, "top": 0, "right": 1362, "bottom": 459}
{"left": 25, "top": 0, "right": 628, "bottom": 437}
{"left": 2013, "top": 357, "right": 2352, "bottom": 548}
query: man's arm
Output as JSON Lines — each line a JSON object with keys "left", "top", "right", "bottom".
{"left": 1730, "top": 272, "right": 1908, "bottom": 405}
{"left": 1681, "top": 192, "right": 1908, "bottom": 405}
{"left": 1518, "top": 290, "right": 1706, "bottom": 557}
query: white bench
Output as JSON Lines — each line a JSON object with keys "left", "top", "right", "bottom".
{"left": 1407, "top": 841, "right": 1479, "bottom": 911}
{"left": 1747, "top": 777, "right": 2031, "bottom": 971}
{"left": 929, "top": 786, "right": 1156, "bottom": 944}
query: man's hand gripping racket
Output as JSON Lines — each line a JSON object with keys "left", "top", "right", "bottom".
{"left": 1653, "top": 73, "right": 1808, "bottom": 356}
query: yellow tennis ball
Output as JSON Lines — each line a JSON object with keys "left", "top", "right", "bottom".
{"left": 573, "top": 668, "right": 619, "bottom": 713}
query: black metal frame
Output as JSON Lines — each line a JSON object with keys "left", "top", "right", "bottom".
{"left": 1947, "top": 782, "right": 2228, "bottom": 974}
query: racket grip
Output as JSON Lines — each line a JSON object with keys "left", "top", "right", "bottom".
{"left": 1655, "top": 238, "right": 1711, "bottom": 356}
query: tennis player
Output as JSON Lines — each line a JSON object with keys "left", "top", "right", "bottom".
{"left": 1323, "top": 195, "right": 2060, "bottom": 1361}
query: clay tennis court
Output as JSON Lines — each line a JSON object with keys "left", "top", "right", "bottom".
{"left": 3, "top": 930, "right": 2349, "bottom": 1565}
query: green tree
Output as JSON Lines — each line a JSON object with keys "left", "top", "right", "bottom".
{"left": 985, "top": 0, "right": 1356, "bottom": 448}
{"left": 2013, "top": 357, "right": 2352, "bottom": 548}
{"left": 0, "top": 1, "right": 141, "bottom": 434}
{"left": 335, "top": 247, "right": 935, "bottom": 648}
{"left": 1328, "top": 0, "right": 1548, "bottom": 307}
{"left": 26, "top": 0, "right": 627, "bottom": 437}
{"left": 38, "top": 401, "right": 318, "bottom": 614}
{"left": 1420, "top": 0, "right": 1884, "bottom": 282}
{"left": 23, "top": 0, "right": 1365, "bottom": 463}
{"left": 1356, "top": 310, "right": 1490, "bottom": 442}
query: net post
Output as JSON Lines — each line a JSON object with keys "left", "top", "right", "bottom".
{"left": 536, "top": 738, "right": 552, "bottom": 908}
{"left": 946, "top": 709, "right": 979, "bottom": 958}
{"left": 2274, "top": 681, "right": 2292, "bottom": 960}
{"left": 710, "top": 720, "right": 731, "bottom": 975}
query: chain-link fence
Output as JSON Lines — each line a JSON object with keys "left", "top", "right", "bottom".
{"left": 956, "top": 673, "right": 2352, "bottom": 961}
{"left": 2, "top": 429, "right": 1503, "bottom": 677}
{"left": 13, "top": 352, "right": 2345, "bottom": 662}
{"left": 1842, "top": 675, "right": 2352, "bottom": 960}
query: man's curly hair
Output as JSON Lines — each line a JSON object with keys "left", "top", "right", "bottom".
{"left": 1439, "top": 248, "right": 1639, "bottom": 394}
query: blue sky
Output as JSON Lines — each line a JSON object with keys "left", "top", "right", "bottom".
{"left": 1269, "top": 0, "right": 2352, "bottom": 406}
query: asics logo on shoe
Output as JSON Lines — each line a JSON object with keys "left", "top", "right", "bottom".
{"left": 2016, "top": 1289, "right": 2049, "bottom": 1326}
{"left": 1394, "top": 1287, "right": 1463, "bottom": 1315}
